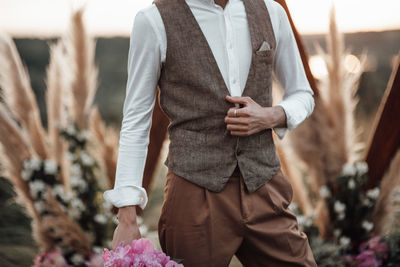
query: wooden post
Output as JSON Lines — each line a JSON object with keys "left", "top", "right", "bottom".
{"left": 274, "top": 0, "right": 319, "bottom": 98}
{"left": 364, "top": 56, "right": 400, "bottom": 190}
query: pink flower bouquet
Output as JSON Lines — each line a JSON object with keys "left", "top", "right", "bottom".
{"left": 102, "top": 238, "right": 182, "bottom": 267}
{"left": 33, "top": 248, "right": 67, "bottom": 267}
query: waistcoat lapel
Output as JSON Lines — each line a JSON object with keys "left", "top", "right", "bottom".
{"left": 176, "top": 0, "right": 276, "bottom": 97}
{"left": 241, "top": 0, "right": 276, "bottom": 97}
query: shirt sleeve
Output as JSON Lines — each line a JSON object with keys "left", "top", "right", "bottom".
{"left": 271, "top": 3, "right": 315, "bottom": 140}
{"left": 103, "top": 10, "right": 161, "bottom": 210}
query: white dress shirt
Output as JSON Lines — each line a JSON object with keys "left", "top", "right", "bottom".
{"left": 103, "top": 0, "right": 314, "bottom": 210}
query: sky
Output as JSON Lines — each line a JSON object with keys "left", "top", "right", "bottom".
{"left": 0, "top": 0, "right": 399, "bottom": 37}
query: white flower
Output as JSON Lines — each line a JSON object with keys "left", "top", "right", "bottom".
{"left": 334, "top": 201, "right": 346, "bottom": 214}
{"left": 77, "top": 130, "right": 90, "bottom": 141}
{"left": 63, "top": 191, "right": 74, "bottom": 202}
{"left": 339, "top": 236, "right": 351, "bottom": 246}
{"left": 44, "top": 160, "right": 58, "bottom": 175}
{"left": 319, "top": 185, "right": 331, "bottom": 198}
{"left": 66, "top": 124, "right": 77, "bottom": 135}
{"left": 68, "top": 208, "right": 82, "bottom": 220}
{"left": 297, "top": 215, "right": 306, "bottom": 225}
{"left": 342, "top": 163, "right": 356, "bottom": 176}
{"left": 70, "top": 253, "right": 85, "bottom": 265}
{"left": 34, "top": 201, "right": 45, "bottom": 213}
{"left": 136, "top": 216, "right": 143, "bottom": 225}
{"left": 347, "top": 179, "right": 356, "bottom": 189}
{"left": 29, "top": 180, "right": 46, "bottom": 198}
{"left": 93, "top": 246, "right": 103, "bottom": 254}
{"left": 333, "top": 228, "right": 342, "bottom": 238}
{"left": 70, "top": 163, "right": 82, "bottom": 177}
{"left": 366, "top": 187, "right": 380, "bottom": 199}
{"left": 139, "top": 224, "right": 148, "bottom": 236}
{"left": 52, "top": 184, "right": 65, "bottom": 198}
{"left": 30, "top": 157, "right": 42, "bottom": 171}
{"left": 102, "top": 200, "right": 113, "bottom": 211}
{"left": 22, "top": 159, "right": 30, "bottom": 170}
{"left": 362, "top": 220, "right": 374, "bottom": 231}
{"left": 23, "top": 157, "right": 42, "bottom": 172}
{"left": 362, "top": 197, "right": 372, "bottom": 207}
{"left": 66, "top": 151, "right": 76, "bottom": 161}
{"left": 288, "top": 202, "right": 299, "bottom": 212}
{"left": 80, "top": 151, "right": 94, "bottom": 166}
{"left": 112, "top": 215, "right": 119, "bottom": 225}
{"left": 304, "top": 217, "right": 313, "bottom": 227}
{"left": 21, "top": 169, "right": 32, "bottom": 181}
{"left": 334, "top": 201, "right": 346, "bottom": 220}
{"left": 70, "top": 198, "right": 85, "bottom": 211}
{"left": 355, "top": 161, "right": 368, "bottom": 175}
{"left": 94, "top": 214, "right": 107, "bottom": 224}
{"left": 70, "top": 176, "right": 87, "bottom": 192}
{"left": 70, "top": 164, "right": 87, "bottom": 192}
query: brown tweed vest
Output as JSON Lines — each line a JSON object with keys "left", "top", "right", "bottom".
{"left": 153, "top": 0, "right": 281, "bottom": 193}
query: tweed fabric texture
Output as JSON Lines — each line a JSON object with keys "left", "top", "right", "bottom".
{"left": 153, "top": 0, "right": 281, "bottom": 193}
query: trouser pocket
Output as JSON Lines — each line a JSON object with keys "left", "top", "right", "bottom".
{"left": 261, "top": 169, "right": 293, "bottom": 214}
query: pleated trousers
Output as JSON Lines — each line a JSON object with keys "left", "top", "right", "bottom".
{"left": 158, "top": 165, "right": 318, "bottom": 267}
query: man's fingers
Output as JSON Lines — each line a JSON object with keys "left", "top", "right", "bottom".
{"left": 226, "top": 124, "right": 248, "bottom": 131}
{"left": 224, "top": 116, "right": 248, "bottom": 125}
{"left": 227, "top": 107, "right": 239, "bottom": 117}
{"left": 225, "top": 95, "right": 252, "bottom": 105}
{"left": 227, "top": 107, "right": 249, "bottom": 117}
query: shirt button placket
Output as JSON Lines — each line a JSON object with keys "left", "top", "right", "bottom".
{"left": 224, "top": 4, "right": 240, "bottom": 97}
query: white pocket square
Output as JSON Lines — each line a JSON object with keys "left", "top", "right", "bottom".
{"left": 257, "top": 41, "right": 271, "bottom": 51}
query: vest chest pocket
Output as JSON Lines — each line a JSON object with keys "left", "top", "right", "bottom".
{"left": 254, "top": 48, "right": 274, "bottom": 66}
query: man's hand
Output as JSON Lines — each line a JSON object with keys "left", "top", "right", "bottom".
{"left": 111, "top": 206, "right": 141, "bottom": 250}
{"left": 224, "top": 95, "right": 287, "bottom": 136}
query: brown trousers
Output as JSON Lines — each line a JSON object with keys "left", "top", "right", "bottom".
{"left": 158, "top": 165, "right": 317, "bottom": 267}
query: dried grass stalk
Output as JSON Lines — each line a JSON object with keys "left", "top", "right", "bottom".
{"left": 372, "top": 148, "right": 400, "bottom": 235}
{"left": 45, "top": 41, "right": 70, "bottom": 187}
{"left": 0, "top": 103, "right": 91, "bottom": 255}
{"left": 286, "top": 4, "right": 367, "bottom": 237}
{"left": 288, "top": 97, "right": 334, "bottom": 194}
{"left": 0, "top": 103, "right": 34, "bottom": 196}
{"left": 272, "top": 71, "right": 314, "bottom": 216}
{"left": 63, "top": 6, "right": 98, "bottom": 129}
{"left": 275, "top": 141, "right": 314, "bottom": 216}
{"left": 313, "top": 199, "right": 330, "bottom": 237}
{"left": 0, "top": 104, "right": 58, "bottom": 248}
{"left": 33, "top": 188, "right": 92, "bottom": 256}
{"left": 0, "top": 33, "right": 49, "bottom": 159}
{"left": 289, "top": 3, "right": 366, "bottom": 189}
{"left": 89, "top": 107, "right": 118, "bottom": 188}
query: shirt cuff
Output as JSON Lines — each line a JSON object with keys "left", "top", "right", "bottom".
{"left": 103, "top": 185, "right": 148, "bottom": 210}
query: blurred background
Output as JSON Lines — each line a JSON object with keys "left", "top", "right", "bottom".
{"left": 0, "top": 0, "right": 399, "bottom": 266}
